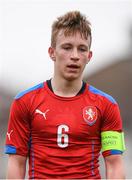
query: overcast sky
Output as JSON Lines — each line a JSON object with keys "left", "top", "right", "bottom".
{"left": 0, "top": 0, "right": 132, "bottom": 93}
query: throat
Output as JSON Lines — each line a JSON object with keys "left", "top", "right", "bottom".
{"left": 47, "top": 79, "right": 86, "bottom": 97}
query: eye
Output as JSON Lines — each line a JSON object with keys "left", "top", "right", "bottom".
{"left": 63, "top": 46, "right": 71, "bottom": 50}
{"left": 78, "top": 46, "right": 88, "bottom": 52}
{"left": 61, "top": 44, "right": 72, "bottom": 51}
{"left": 79, "top": 48, "right": 87, "bottom": 52}
{"left": 80, "top": 48, "right": 86, "bottom": 52}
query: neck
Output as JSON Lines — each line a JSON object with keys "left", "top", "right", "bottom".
{"left": 51, "top": 77, "right": 83, "bottom": 97}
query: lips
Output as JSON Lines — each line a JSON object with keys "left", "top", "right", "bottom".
{"left": 67, "top": 64, "right": 80, "bottom": 69}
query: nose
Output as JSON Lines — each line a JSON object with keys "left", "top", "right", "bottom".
{"left": 70, "top": 48, "right": 79, "bottom": 61}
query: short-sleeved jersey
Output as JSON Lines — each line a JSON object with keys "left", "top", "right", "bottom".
{"left": 5, "top": 81, "right": 123, "bottom": 179}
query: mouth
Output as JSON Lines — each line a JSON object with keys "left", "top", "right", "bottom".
{"left": 67, "top": 64, "right": 80, "bottom": 69}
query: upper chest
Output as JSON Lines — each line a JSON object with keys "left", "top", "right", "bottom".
{"left": 30, "top": 94, "right": 103, "bottom": 138}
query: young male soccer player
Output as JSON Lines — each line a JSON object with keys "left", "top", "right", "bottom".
{"left": 5, "top": 11, "right": 125, "bottom": 179}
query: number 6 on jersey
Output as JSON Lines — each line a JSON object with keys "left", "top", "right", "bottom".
{"left": 57, "top": 124, "right": 69, "bottom": 148}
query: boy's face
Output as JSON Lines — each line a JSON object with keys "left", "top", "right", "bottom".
{"left": 49, "top": 30, "right": 92, "bottom": 81}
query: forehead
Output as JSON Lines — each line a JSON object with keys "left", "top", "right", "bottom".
{"left": 56, "top": 30, "right": 90, "bottom": 46}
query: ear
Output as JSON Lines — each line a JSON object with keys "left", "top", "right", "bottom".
{"left": 48, "top": 47, "right": 56, "bottom": 61}
{"left": 86, "top": 51, "right": 92, "bottom": 64}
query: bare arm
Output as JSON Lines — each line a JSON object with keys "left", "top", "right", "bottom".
{"left": 6, "top": 154, "right": 27, "bottom": 179}
{"left": 104, "top": 154, "right": 125, "bottom": 179}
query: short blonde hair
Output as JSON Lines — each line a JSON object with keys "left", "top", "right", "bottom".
{"left": 51, "top": 11, "right": 92, "bottom": 48}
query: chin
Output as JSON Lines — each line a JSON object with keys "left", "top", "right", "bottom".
{"left": 64, "top": 75, "right": 80, "bottom": 81}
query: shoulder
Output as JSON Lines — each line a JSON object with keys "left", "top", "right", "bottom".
{"left": 88, "top": 85, "right": 117, "bottom": 104}
{"left": 15, "top": 82, "right": 44, "bottom": 100}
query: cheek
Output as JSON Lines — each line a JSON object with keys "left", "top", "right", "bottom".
{"left": 55, "top": 55, "right": 66, "bottom": 68}
{"left": 61, "top": 52, "right": 71, "bottom": 59}
{"left": 80, "top": 55, "right": 89, "bottom": 64}
{"left": 56, "top": 52, "right": 69, "bottom": 64}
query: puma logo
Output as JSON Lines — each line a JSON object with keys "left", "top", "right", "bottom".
{"left": 35, "top": 109, "right": 49, "bottom": 120}
{"left": 7, "top": 130, "right": 13, "bottom": 141}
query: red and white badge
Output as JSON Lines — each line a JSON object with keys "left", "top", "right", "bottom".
{"left": 83, "top": 106, "right": 97, "bottom": 126}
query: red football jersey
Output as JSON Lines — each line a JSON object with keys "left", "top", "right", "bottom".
{"left": 5, "top": 81, "right": 123, "bottom": 179}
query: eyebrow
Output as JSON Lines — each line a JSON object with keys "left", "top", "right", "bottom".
{"left": 79, "top": 44, "right": 89, "bottom": 49}
{"left": 61, "top": 43, "right": 72, "bottom": 46}
{"left": 61, "top": 43, "right": 88, "bottom": 48}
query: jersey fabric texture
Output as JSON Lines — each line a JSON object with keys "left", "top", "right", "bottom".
{"left": 5, "top": 81, "right": 123, "bottom": 179}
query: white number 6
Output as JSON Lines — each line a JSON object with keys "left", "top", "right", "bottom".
{"left": 57, "top": 124, "right": 69, "bottom": 148}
